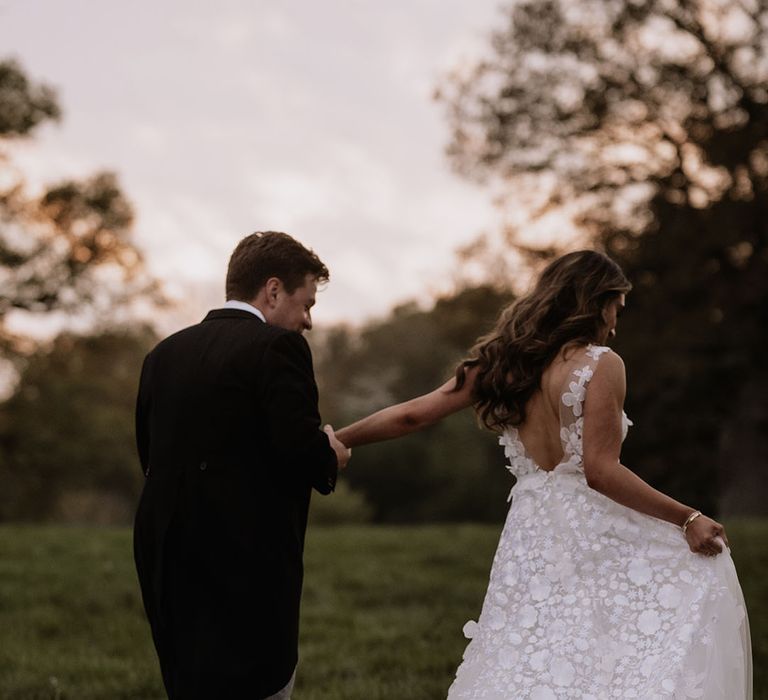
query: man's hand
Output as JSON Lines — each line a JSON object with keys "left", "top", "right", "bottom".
{"left": 324, "top": 424, "right": 351, "bottom": 470}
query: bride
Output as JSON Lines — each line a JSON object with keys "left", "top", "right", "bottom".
{"left": 334, "top": 250, "right": 752, "bottom": 699}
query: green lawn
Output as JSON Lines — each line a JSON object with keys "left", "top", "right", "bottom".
{"left": 0, "top": 522, "right": 764, "bottom": 699}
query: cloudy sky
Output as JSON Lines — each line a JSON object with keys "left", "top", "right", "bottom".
{"left": 1, "top": 0, "right": 505, "bottom": 327}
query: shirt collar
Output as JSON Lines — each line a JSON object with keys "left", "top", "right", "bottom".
{"left": 220, "top": 300, "right": 266, "bottom": 322}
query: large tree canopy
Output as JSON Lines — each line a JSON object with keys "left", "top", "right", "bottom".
{"left": 441, "top": 0, "right": 767, "bottom": 231}
{"left": 0, "top": 60, "right": 164, "bottom": 523}
{"left": 0, "top": 59, "right": 161, "bottom": 351}
{"left": 439, "top": 0, "right": 768, "bottom": 515}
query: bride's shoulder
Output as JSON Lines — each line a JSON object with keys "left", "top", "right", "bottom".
{"left": 567, "top": 344, "right": 624, "bottom": 368}
{"left": 588, "top": 347, "right": 626, "bottom": 391}
{"left": 556, "top": 344, "right": 626, "bottom": 382}
{"left": 589, "top": 345, "right": 624, "bottom": 364}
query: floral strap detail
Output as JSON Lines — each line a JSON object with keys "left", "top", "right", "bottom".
{"left": 559, "top": 345, "right": 610, "bottom": 463}
{"left": 560, "top": 345, "right": 609, "bottom": 417}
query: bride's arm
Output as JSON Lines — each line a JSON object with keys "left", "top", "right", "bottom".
{"left": 582, "top": 351, "right": 727, "bottom": 556}
{"left": 334, "top": 368, "right": 477, "bottom": 448}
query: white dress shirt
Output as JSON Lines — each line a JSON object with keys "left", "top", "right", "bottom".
{"left": 220, "top": 299, "right": 266, "bottom": 322}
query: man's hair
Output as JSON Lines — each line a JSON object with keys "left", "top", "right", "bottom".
{"left": 225, "top": 231, "right": 329, "bottom": 300}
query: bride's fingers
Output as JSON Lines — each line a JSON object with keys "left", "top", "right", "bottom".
{"left": 696, "top": 539, "right": 717, "bottom": 556}
{"left": 705, "top": 539, "right": 722, "bottom": 556}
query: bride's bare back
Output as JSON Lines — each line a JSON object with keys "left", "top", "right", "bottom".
{"left": 516, "top": 345, "right": 592, "bottom": 471}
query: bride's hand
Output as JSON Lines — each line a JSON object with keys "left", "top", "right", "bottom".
{"left": 684, "top": 514, "right": 729, "bottom": 556}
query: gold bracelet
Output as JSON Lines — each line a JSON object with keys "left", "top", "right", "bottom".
{"left": 681, "top": 510, "right": 702, "bottom": 534}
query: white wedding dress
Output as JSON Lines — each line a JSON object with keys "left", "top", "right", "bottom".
{"left": 447, "top": 346, "right": 752, "bottom": 699}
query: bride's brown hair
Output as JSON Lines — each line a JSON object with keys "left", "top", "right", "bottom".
{"left": 455, "top": 250, "right": 632, "bottom": 431}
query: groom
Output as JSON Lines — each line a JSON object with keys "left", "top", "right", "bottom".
{"left": 133, "top": 231, "right": 350, "bottom": 699}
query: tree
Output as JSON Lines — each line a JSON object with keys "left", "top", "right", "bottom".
{"left": 0, "top": 59, "right": 162, "bottom": 354}
{"left": 0, "top": 59, "right": 165, "bottom": 522}
{"left": 0, "top": 59, "right": 59, "bottom": 136}
{"left": 0, "top": 326, "right": 157, "bottom": 522}
{"left": 438, "top": 0, "right": 768, "bottom": 514}
{"left": 440, "top": 0, "right": 767, "bottom": 238}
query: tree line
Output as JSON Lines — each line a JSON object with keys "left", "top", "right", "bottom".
{"left": 2, "top": 0, "right": 766, "bottom": 523}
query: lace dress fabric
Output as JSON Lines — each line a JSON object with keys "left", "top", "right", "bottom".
{"left": 447, "top": 346, "right": 752, "bottom": 700}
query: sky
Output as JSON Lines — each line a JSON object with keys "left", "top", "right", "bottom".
{"left": 0, "top": 0, "right": 505, "bottom": 328}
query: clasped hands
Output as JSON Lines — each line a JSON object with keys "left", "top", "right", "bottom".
{"left": 324, "top": 424, "right": 351, "bottom": 470}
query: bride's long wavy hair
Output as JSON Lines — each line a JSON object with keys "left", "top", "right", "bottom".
{"left": 455, "top": 250, "right": 632, "bottom": 431}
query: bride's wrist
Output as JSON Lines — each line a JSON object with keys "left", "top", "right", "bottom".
{"left": 681, "top": 510, "right": 702, "bottom": 533}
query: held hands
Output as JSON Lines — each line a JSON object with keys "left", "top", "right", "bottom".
{"left": 324, "top": 424, "right": 351, "bottom": 470}
{"left": 683, "top": 512, "right": 729, "bottom": 556}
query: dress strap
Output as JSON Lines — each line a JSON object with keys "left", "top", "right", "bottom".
{"left": 558, "top": 345, "right": 610, "bottom": 457}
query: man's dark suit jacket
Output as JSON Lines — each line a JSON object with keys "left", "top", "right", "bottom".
{"left": 133, "top": 308, "right": 338, "bottom": 699}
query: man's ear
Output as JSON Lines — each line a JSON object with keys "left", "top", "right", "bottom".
{"left": 264, "top": 277, "right": 283, "bottom": 308}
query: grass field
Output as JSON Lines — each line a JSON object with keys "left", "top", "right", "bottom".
{"left": 0, "top": 522, "right": 764, "bottom": 699}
